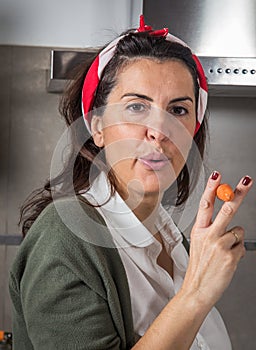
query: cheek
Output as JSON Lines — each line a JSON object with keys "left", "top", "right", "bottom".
{"left": 170, "top": 124, "right": 195, "bottom": 161}
{"left": 103, "top": 126, "right": 141, "bottom": 167}
{"left": 174, "top": 140, "right": 193, "bottom": 171}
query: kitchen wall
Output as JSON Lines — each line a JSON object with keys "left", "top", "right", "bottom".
{"left": 0, "top": 0, "right": 142, "bottom": 48}
{"left": 0, "top": 44, "right": 65, "bottom": 331}
{"left": 207, "top": 97, "right": 256, "bottom": 350}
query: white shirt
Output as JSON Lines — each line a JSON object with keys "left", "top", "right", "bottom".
{"left": 82, "top": 172, "right": 232, "bottom": 350}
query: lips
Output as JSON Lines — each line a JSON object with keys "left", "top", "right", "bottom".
{"left": 138, "top": 152, "right": 170, "bottom": 171}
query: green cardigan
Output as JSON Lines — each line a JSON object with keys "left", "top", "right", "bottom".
{"left": 9, "top": 197, "right": 136, "bottom": 350}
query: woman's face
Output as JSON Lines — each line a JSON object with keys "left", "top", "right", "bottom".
{"left": 92, "top": 58, "right": 197, "bottom": 201}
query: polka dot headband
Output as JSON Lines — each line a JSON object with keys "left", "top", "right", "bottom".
{"left": 81, "top": 15, "right": 208, "bottom": 134}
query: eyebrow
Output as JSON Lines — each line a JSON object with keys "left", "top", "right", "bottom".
{"left": 169, "top": 96, "right": 194, "bottom": 104}
{"left": 121, "top": 93, "right": 193, "bottom": 104}
{"left": 121, "top": 93, "right": 153, "bottom": 101}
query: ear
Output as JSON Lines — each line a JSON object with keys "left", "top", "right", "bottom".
{"left": 91, "top": 115, "right": 104, "bottom": 147}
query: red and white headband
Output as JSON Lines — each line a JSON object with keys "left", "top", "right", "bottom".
{"left": 82, "top": 15, "right": 208, "bottom": 135}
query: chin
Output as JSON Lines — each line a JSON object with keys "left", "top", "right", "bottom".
{"left": 113, "top": 164, "right": 179, "bottom": 199}
{"left": 132, "top": 176, "right": 175, "bottom": 197}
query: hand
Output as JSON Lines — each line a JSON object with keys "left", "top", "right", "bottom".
{"left": 181, "top": 172, "right": 253, "bottom": 309}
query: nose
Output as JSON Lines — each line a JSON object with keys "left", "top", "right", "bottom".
{"left": 145, "top": 110, "right": 170, "bottom": 142}
{"left": 146, "top": 126, "right": 169, "bottom": 143}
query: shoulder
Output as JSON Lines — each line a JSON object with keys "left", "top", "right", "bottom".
{"left": 34, "top": 195, "right": 105, "bottom": 229}
{"left": 25, "top": 196, "right": 114, "bottom": 248}
{"left": 10, "top": 197, "right": 121, "bottom": 291}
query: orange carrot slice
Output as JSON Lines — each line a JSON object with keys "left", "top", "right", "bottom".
{"left": 216, "top": 183, "right": 235, "bottom": 202}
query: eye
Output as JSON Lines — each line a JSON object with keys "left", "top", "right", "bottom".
{"left": 170, "top": 106, "right": 188, "bottom": 116}
{"left": 126, "top": 102, "right": 150, "bottom": 115}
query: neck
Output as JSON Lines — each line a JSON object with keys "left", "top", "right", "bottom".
{"left": 118, "top": 187, "right": 163, "bottom": 234}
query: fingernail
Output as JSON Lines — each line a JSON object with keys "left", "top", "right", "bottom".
{"left": 242, "top": 176, "right": 251, "bottom": 186}
{"left": 211, "top": 171, "right": 219, "bottom": 180}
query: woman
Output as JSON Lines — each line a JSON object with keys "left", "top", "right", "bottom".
{"left": 9, "top": 16, "right": 253, "bottom": 349}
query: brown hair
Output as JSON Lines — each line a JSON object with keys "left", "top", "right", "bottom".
{"left": 20, "top": 31, "right": 208, "bottom": 236}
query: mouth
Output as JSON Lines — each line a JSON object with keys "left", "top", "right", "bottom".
{"left": 138, "top": 152, "right": 170, "bottom": 171}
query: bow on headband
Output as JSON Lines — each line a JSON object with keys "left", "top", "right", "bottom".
{"left": 137, "top": 14, "right": 168, "bottom": 37}
{"left": 81, "top": 15, "right": 208, "bottom": 134}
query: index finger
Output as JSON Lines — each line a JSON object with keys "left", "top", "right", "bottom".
{"left": 194, "top": 171, "right": 221, "bottom": 228}
{"left": 213, "top": 176, "right": 253, "bottom": 234}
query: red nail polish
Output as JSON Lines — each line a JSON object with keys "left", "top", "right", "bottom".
{"left": 211, "top": 171, "right": 219, "bottom": 180}
{"left": 242, "top": 176, "right": 251, "bottom": 186}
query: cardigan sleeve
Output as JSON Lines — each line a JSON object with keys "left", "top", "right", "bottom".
{"left": 9, "top": 199, "right": 134, "bottom": 350}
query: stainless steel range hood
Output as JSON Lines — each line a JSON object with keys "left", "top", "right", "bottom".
{"left": 47, "top": 49, "right": 97, "bottom": 93}
{"left": 143, "top": 0, "right": 256, "bottom": 97}
{"left": 48, "top": 0, "right": 256, "bottom": 96}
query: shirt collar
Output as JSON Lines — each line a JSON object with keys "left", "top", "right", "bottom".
{"left": 82, "top": 172, "right": 182, "bottom": 248}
